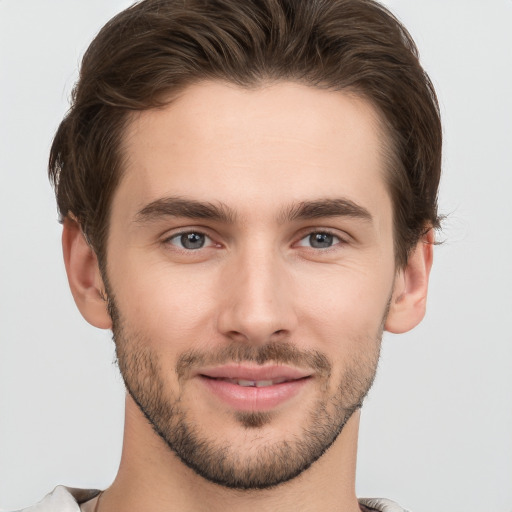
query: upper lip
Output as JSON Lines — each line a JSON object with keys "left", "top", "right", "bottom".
{"left": 197, "top": 364, "right": 311, "bottom": 381}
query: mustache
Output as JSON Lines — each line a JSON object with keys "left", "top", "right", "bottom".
{"left": 176, "top": 341, "right": 332, "bottom": 380}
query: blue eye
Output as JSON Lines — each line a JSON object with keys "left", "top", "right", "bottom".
{"left": 298, "top": 232, "right": 341, "bottom": 249}
{"left": 168, "top": 232, "right": 210, "bottom": 250}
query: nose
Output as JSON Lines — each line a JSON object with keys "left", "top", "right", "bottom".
{"left": 216, "top": 246, "right": 298, "bottom": 345}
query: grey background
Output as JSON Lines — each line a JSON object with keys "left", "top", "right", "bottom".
{"left": 1, "top": 1, "right": 511, "bottom": 510}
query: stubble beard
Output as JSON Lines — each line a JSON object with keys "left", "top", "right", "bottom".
{"left": 108, "top": 296, "right": 383, "bottom": 490}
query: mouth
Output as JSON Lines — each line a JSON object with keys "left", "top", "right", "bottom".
{"left": 207, "top": 377, "right": 294, "bottom": 387}
{"left": 196, "top": 365, "right": 312, "bottom": 411}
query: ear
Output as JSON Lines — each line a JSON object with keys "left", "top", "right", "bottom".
{"left": 62, "top": 217, "right": 112, "bottom": 329}
{"left": 385, "top": 229, "right": 434, "bottom": 334}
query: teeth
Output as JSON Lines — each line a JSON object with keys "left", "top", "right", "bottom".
{"left": 221, "top": 378, "right": 288, "bottom": 387}
{"left": 237, "top": 379, "right": 256, "bottom": 387}
{"left": 255, "top": 380, "right": 274, "bottom": 387}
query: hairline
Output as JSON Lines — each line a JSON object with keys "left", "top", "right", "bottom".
{"left": 94, "top": 78, "right": 407, "bottom": 275}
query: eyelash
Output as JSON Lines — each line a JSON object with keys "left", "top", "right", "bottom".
{"left": 296, "top": 230, "right": 345, "bottom": 250}
{"left": 163, "top": 229, "right": 347, "bottom": 252}
{"left": 165, "top": 231, "right": 217, "bottom": 251}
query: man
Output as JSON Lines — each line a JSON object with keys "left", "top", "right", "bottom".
{"left": 18, "top": 0, "right": 441, "bottom": 510}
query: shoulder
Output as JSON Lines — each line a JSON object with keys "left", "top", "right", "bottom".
{"left": 8, "top": 486, "right": 100, "bottom": 512}
{"left": 359, "top": 497, "right": 411, "bottom": 512}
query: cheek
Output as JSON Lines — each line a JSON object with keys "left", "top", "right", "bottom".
{"left": 108, "top": 258, "right": 219, "bottom": 353}
{"left": 296, "top": 264, "right": 392, "bottom": 347}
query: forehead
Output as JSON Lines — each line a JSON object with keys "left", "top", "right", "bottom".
{"left": 116, "top": 81, "right": 391, "bottom": 225}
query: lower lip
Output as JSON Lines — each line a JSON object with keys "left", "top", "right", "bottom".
{"left": 199, "top": 376, "right": 310, "bottom": 411}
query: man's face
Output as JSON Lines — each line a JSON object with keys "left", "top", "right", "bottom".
{"left": 105, "top": 81, "right": 397, "bottom": 489}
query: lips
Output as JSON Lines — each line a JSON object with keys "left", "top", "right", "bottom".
{"left": 216, "top": 377, "right": 289, "bottom": 387}
{"left": 199, "top": 364, "right": 310, "bottom": 381}
{"left": 197, "top": 365, "right": 311, "bottom": 411}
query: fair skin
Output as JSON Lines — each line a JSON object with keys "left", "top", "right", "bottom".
{"left": 64, "top": 81, "right": 433, "bottom": 512}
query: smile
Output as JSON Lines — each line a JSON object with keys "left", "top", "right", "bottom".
{"left": 197, "top": 365, "right": 312, "bottom": 411}
{"left": 213, "top": 377, "right": 290, "bottom": 387}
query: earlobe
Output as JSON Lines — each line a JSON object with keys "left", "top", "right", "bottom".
{"left": 62, "top": 217, "right": 112, "bottom": 329}
{"left": 385, "top": 229, "right": 434, "bottom": 334}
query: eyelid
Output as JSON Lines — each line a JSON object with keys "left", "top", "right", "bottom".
{"left": 294, "top": 227, "right": 350, "bottom": 245}
{"left": 162, "top": 227, "right": 220, "bottom": 249}
{"left": 159, "top": 225, "right": 351, "bottom": 250}
{"left": 160, "top": 224, "right": 215, "bottom": 239}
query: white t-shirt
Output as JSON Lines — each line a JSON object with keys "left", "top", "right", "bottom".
{"left": 11, "top": 486, "right": 410, "bottom": 512}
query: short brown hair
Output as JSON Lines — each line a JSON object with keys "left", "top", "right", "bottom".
{"left": 49, "top": 0, "right": 442, "bottom": 269}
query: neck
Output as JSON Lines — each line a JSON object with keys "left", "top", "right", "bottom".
{"left": 100, "top": 395, "right": 362, "bottom": 512}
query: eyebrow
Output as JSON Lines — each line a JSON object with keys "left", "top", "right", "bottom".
{"left": 134, "top": 196, "right": 372, "bottom": 225}
{"left": 280, "top": 198, "right": 372, "bottom": 223}
{"left": 135, "top": 197, "right": 236, "bottom": 224}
